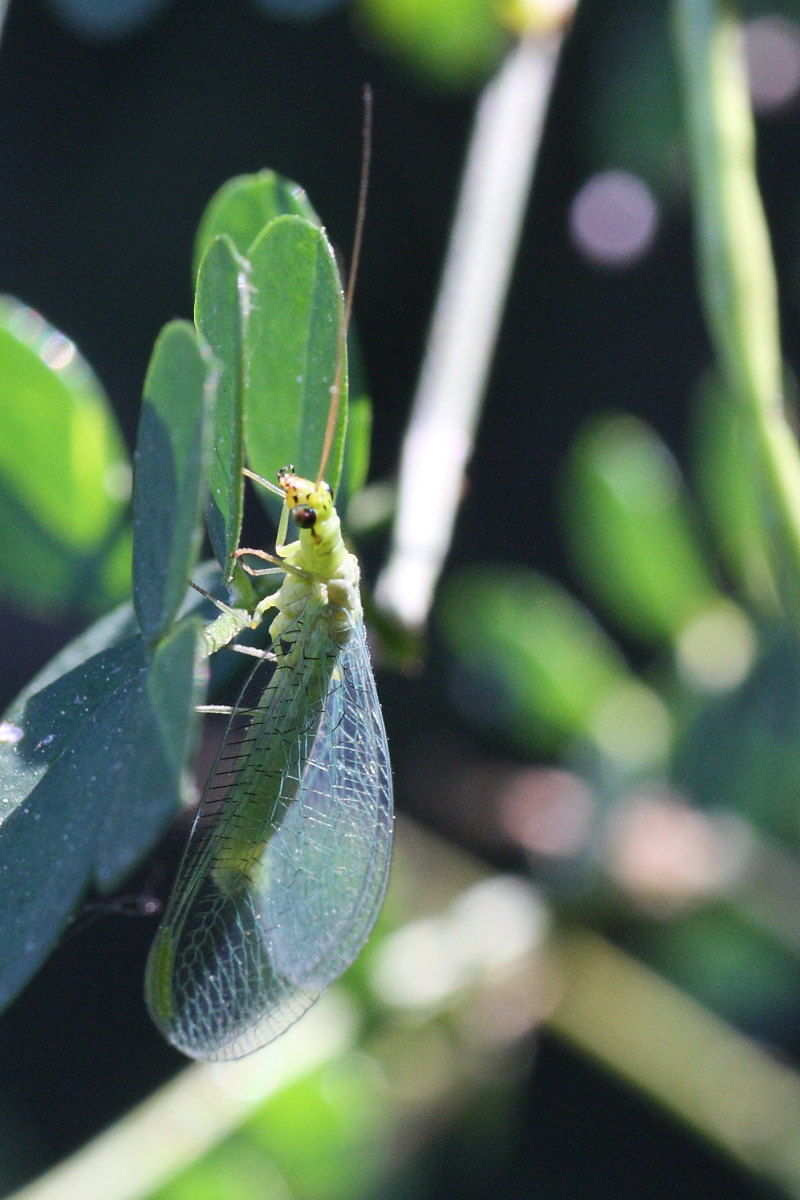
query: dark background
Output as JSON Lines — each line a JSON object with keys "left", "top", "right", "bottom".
{"left": 0, "top": 0, "right": 796, "bottom": 1196}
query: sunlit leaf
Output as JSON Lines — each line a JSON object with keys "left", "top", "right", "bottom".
{"left": 244, "top": 215, "right": 347, "bottom": 497}
{"left": 0, "top": 297, "right": 131, "bottom": 617}
{"left": 193, "top": 170, "right": 320, "bottom": 280}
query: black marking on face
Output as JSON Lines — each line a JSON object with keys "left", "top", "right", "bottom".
{"left": 293, "top": 505, "right": 317, "bottom": 529}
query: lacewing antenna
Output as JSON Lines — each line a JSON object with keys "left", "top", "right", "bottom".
{"left": 316, "top": 84, "right": 372, "bottom": 488}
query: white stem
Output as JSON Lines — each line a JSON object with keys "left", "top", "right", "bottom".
{"left": 4, "top": 995, "right": 355, "bottom": 1200}
{"left": 375, "top": 33, "right": 561, "bottom": 629}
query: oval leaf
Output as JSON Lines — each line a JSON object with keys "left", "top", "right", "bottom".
{"left": 193, "top": 170, "right": 320, "bottom": 280}
{"left": 0, "top": 620, "right": 206, "bottom": 1010}
{"left": 133, "top": 321, "right": 216, "bottom": 645}
{"left": 244, "top": 215, "right": 347, "bottom": 495}
{"left": 195, "top": 236, "right": 247, "bottom": 578}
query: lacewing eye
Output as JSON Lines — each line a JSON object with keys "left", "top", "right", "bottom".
{"left": 293, "top": 506, "right": 317, "bottom": 529}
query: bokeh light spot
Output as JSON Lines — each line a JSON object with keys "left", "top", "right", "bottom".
{"left": 498, "top": 767, "right": 594, "bottom": 857}
{"left": 607, "top": 791, "right": 747, "bottom": 912}
{"left": 676, "top": 599, "right": 756, "bottom": 692}
{"left": 569, "top": 170, "right": 658, "bottom": 267}
{"left": 745, "top": 17, "right": 800, "bottom": 114}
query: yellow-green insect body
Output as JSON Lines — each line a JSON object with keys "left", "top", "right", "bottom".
{"left": 268, "top": 469, "right": 361, "bottom": 650}
{"left": 145, "top": 469, "right": 392, "bottom": 1061}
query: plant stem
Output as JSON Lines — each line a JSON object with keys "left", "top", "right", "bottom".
{"left": 375, "top": 33, "right": 562, "bottom": 630}
{"left": 3, "top": 994, "right": 354, "bottom": 1200}
{"left": 673, "top": 0, "right": 800, "bottom": 619}
{"left": 549, "top": 927, "right": 800, "bottom": 1197}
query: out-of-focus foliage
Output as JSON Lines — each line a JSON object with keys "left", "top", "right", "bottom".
{"left": 0, "top": 298, "right": 131, "bottom": 618}
{"left": 560, "top": 413, "right": 724, "bottom": 643}
{"left": 42, "top": 0, "right": 514, "bottom": 88}
{"left": 355, "top": 0, "right": 507, "bottom": 87}
{"left": 5, "top": 2, "right": 800, "bottom": 1200}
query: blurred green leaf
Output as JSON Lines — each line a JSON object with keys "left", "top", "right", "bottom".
{"left": 132, "top": 321, "right": 216, "bottom": 646}
{"left": 356, "top": 0, "right": 506, "bottom": 87}
{"left": 561, "top": 413, "right": 721, "bottom": 643}
{"left": 244, "top": 215, "right": 347, "bottom": 496}
{"left": 673, "top": 629, "right": 800, "bottom": 843}
{"left": 0, "top": 618, "right": 205, "bottom": 1011}
{"left": 98, "top": 523, "right": 134, "bottom": 611}
{"left": 691, "top": 373, "right": 778, "bottom": 610}
{"left": 148, "top": 1134, "right": 290, "bottom": 1200}
{"left": 583, "top": 5, "right": 681, "bottom": 189}
{"left": 193, "top": 170, "right": 320, "bottom": 279}
{"left": 634, "top": 906, "right": 800, "bottom": 1029}
{"left": 339, "top": 391, "right": 372, "bottom": 510}
{"left": 146, "top": 1058, "right": 387, "bottom": 1200}
{"left": 674, "top": 0, "right": 800, "bottom": 622}
{"left": 0, "top": 296, "right": 131, "bottom": 618}
{"left": 438, "top": 566, "right": 633, "bottom": 755}
{"left": 337, "top": 330, "right": 373, "bottom": 511}
{"left": 194, "top": 236, "right": 246, "bottom": 579}
{"left": 246, "top": 1060, "right": 386, "bottom": 1200}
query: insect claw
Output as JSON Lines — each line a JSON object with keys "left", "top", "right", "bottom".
{"left": 231, "top": 645, "right": 276, "bottom": 661}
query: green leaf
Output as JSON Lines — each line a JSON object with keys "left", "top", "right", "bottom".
{"left": 691, "top": 373, "right": 778, "bottom": 609}
{"left": 339, "top": 391, "right": 372, "bottom": 511}
{"left": 639, "top": 907, "right": 800, "bottom": 1028}
{"left": 0, "top": 619, "right": 205, "bottom": 1010}
{"left": 193, "top": 170, "right": 320, "bottom": 279}
{"left": 0, "top": 296, "right": 131, "bottom": 618}
{"left": 338, "top": 330, "right": 372, "bottom": 510}
{"left": 98, "top": 523, "right": 135, "bottom": 609}
{"left": 356, "top": 0, "right": 505, "bottom": 88}
{"left": 438, "top": 566, "right": 633, "bottom": 755}
{"left": 0, "top": 561, "right": 243, "bottom": 755}
{"left": 560, "top": 414, "right": 721, "bottom": 643}
{"left": 195, "top": 236, "right": 246, "bottom": 578}
{"left": 96, "top": 621, "right": 205, "bottom": 886}
{"left": 133, "top": 321, "right": 216, "bottom": 646}
{"left": 244, "top": 215, "right": 347, "bottom": 496}
{"left": 673, "top": 628, "right": 800, "bottom": 843}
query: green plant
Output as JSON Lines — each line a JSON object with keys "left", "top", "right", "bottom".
{"left": 5, "top": 1, "right": 800, "bottom": 1199}
{"left": 0, "top": 169, "right": 369, "bottom": 1018}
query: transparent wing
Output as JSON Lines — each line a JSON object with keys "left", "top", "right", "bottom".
{"left": 145, "top": 613, "right": 393, "bottom": 1061}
